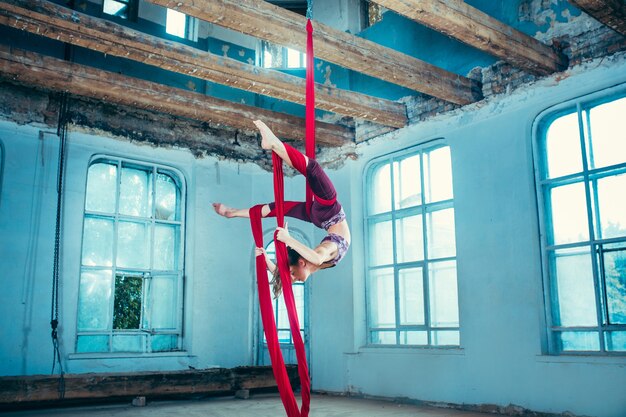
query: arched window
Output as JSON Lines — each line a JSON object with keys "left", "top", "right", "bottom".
{"left": 257, "top": 236, "right": 310, "bottom": 366}
{"left": 365, "top": 142, "right": 459, "bottom": 346}
{"left": 534, "top": 91, "right": 626, "bottom": 354}
{"left": 76, "top": 157, "right": 185, "bottom": 354}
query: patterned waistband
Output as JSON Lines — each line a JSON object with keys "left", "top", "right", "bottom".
{"left": 321, "top": 207, "right": 346, "bottom": 231}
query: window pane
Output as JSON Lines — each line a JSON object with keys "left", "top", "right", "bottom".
{"left": 146, "top": 275, "right": 178, "bottom": 329}
{"left": 588, "top": 97, "right": 626, "bottom": 169}
{"left": 369, "top": 268, "right": 395, "bottom": 328}
{"left": 155, "top": 172, "right": 179, "bottom": 221}
{"left": 166, "top": 8, "right": 186, "bottom": 38}
{"left": 154, "top": 224, "right": 179, "bottom": 270}
{"left": 278, "top": 330, "right": 291, "bottom": 343}
{"left": 370, "top": 163, "right": 391, "bottom": 214}
{"left": 604, "top": 331, "right": 626, "bottom": 352}
{"left": 117, "top": 221, "right": 150, "bottom": 269}
{"left": 432, "top": 330, "right": 460, "bottom": 346}
{"left": 596, "top": 173, "right": 626, "bottom": 239}
{"left": 550, "top": 247, "right": 597, "bottom": 326}
{"left": 113, "top": 275, "right": 143, "bottom": 330}
{"left": 427, "top": 208, "right": 456, "bottom": 259}
{"left": 603, "top": 248, "right": 626, "bottom": 325}
{"left": 76, "top": 335, "right": 109, "bottom": 353}
{"left": 369, "top": 220, "right": 393, "bottom": 266}
{"left": 112, "top": 334, "right": 145, "bottom": 352}
{"left": 556, "top": 331, "right": 599, "bottom": 352}
{"left": 428, "top": 261, "right": 459, "bottom": 328}
{"left": 287, "top": 48, "right": 301, "bottom": 68}
{"left": 371, "top": 331, "right": 395, "bottom": 344}
{"left": 399, "top": 267, "right": 424, "bottom": 325}
{"left": 86, "top": 162, "right": 117, "bottom": 213}
{"left": 152, "top": 335, "right": 178, "bottom": 352}
{"left": 294, "top": 284, "right": 305, "bottom": 326}
{"left": 549, "top": 182, "right": 589, "bottom": 245}
{"left": 119, "top": 166, "right": 151, "bottom": 217}
{"left": 399, "top": 331, "right": 427, "bottom": 345}
{"left": 82, "top": 217, "right": 114, "bottom": 267}
{"left": 276, "top": 292, "right": 289, "bottom": 330}
{"left": 545, "top": 112, "right": 583, "bottom": 178}
{"left": 77, "top": 270, "right": 113, "bottom": 331}
{"left": 424, "top": 147, "right": 453, "bottom": 203}
{"left": 393, "top": 154, "right": 421, "bottom": 209}
{"left": 396, "top": 214, "right": 423, "bottom": 263}
{"left": 103, "top": 0, "right": 128, "bottom": 18}
{"left": 263, "top": 42, "right": 283, "bottom": 68}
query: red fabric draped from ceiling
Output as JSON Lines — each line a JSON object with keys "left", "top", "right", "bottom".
{"left": 247, "top": 19, "right": 316, "bottom": 417}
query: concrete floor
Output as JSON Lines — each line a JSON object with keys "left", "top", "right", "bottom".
{"left": 4, "top": 394, "right": 500, "bottom": 417}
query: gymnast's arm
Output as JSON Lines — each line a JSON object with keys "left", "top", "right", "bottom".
{"left": 255, "top": 247, "right": 276, "bottom": 273}
{"left": 275, "top": 224, "right": 337, "bottom": 266}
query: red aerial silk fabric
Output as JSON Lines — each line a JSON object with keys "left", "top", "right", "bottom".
{"left": 246, "top": 19, "right": 316, "bottom": 417}
{"left": 305, "top": 19, "right": 315, "bottom": 217}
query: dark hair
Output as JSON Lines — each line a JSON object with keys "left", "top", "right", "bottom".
{"left": 270, "top": 247, "right": 302, "bottom": 298}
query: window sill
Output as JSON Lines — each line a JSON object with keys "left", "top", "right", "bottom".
{"left": 68, "top": 351, "right": 194, "bottom": 360}
{"left": 535, "top": 354, "right": 626, "bottom": 365}
{"left": 354, "top": 345, "right": 465, "bottom": 356}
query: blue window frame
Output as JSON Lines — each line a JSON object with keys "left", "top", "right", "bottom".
{"left": 534, "top": 90, "right": 626, "bottom": 354}
{"left": 76, "top": 157, "right": 186, "bottom": 354}
{"left": 364, "top": 142, "right": 459, "bottom": 346}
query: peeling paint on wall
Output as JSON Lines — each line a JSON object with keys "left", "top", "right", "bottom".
{"left": 519, "top": 0, "right": 600, "bottom": 41}
{"left": 323, "top": 65, "right": 336, "bottom": 88}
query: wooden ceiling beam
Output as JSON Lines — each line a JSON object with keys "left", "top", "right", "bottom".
{"left": 372, "top": 0, "right": 568, "bottom": 76}
{"left": 0, "top": 0, "right": 406, "bottom": 128}
{"left": 0, "top": 45, "right": 353, "bottom": 146}
{"left": 147, "top": 0, "right": 483, "bottom": 105}
{"left": 568, "top": 0, "right": 626, "bottom": 36}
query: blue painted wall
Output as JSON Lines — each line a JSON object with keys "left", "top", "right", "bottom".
{"left": 1, "top": 2, "right": 624, "bottom": 417}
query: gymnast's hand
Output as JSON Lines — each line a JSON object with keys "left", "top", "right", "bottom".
{"left": 275, "top": 222, "right": 291, "bottom": 243}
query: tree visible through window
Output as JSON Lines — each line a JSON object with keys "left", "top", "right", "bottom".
{"left": 76, "top": 158, "right": 185, "bottom": 353}
{"left": 536, "top": 93, "right": 626, "bottom": 354}
{"left": 365, "top": 143, "right": 459, "bottom": 346}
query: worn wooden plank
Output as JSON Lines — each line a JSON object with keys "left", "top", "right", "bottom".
{"left": 569, "top": 0, "right": 626, "bottom": 36}
{"left": 147, "top": 0, "right": 483, "bottom": 105}
{"left": 0, "top": 0, "right": 406, "bottom": 128}
{"left": 372, "top": 0, "right": 568, "bottom": 75}
{"left": 0, "top": 366, "right": 299, "bottom": 405}
{"left": 0, "top": 45, "right": 353, "bottom": 146}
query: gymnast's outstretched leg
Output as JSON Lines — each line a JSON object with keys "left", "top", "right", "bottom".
{"left": 254, "top": 120, "right": 336, "bottom": 203}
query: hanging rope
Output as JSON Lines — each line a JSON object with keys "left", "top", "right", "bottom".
{"left": 248, "top": 5, "right": 316, "bottom": 416}
{"left": 51, "top": 93, "right": 69, "bottom": 399}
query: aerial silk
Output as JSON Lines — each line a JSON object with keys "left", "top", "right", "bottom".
{"left": 248, "top": 19, "right": 316, "bottom": 417}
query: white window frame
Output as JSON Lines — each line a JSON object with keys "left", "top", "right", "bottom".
{"left": 533, "top": 86, "right": 626, "bottom": 355}
{"left": 363, "top": 140, "right": 460, "bottom": 347}
{"left": 75, "top": 156, "right": 186, "bottom": 355}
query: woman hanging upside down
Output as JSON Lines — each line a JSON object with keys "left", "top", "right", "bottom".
{"left": 213, "top": 120, "right": 351, "bottom": 296}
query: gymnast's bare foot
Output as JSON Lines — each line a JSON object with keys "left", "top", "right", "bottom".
{"left": 212, "top": 203, "right": 236, "bottom": 218}
{"left": 254, "top": 120, "right": 280, "bottom": 151}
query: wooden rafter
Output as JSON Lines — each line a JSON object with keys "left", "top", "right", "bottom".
{"left": 147, "top": 0, "right": 483, "bottom": 105}
{"left": 568, "top": 0, "right": 626, "bottom": 36}
{"left": 0, "top": 0, "right": 406, "bottom": 128}
{"left": 372, "top": 0, "right": 568, "bottom": 76}
{"left": 0, "top": 45, "right": 353, "bottom": 145}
